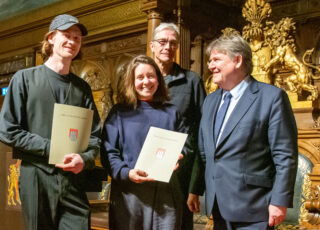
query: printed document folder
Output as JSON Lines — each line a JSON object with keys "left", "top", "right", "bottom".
{"left": 49, "top": 103, "right": 93, "bottom": 164}
{"left": 134, "top": 126, "right": 188, "bottom": 183}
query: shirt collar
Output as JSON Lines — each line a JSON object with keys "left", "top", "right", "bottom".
{"left": 224, "top": 75, "right": 251, "bottom": 100}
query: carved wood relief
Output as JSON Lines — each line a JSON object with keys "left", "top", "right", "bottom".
{"left": 71, "top": 33, "right": 147, "bottom": 123}
{"left": 0, "top": 54, "right": 34, "bottom": 86}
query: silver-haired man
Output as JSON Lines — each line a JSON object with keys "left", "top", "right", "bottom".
{"left": 150, "top": 22, "right": 207, "bottom": 229}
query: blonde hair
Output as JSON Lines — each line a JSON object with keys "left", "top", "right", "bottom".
{"left": 41, "top": 31, "right": 55, "bottom": 61}
{"left": 40, "top": 30, "right": 82, "bottom": 61}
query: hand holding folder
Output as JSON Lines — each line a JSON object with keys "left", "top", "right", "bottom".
{"left": 49, "top": 103, "right": 93, "bottom": 165}
{"left": 134, "top": 127, "right": 188, "bottom": 183}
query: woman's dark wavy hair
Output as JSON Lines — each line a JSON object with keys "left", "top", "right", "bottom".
{"left": 118, "top": 54, "right": 169, "bottom": 108}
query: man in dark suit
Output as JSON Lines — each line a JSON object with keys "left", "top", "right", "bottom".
{"left": 198, "top": 34, "right": 298, "bottom": 229}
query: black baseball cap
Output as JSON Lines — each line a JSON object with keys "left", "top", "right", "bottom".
{"left": 49, "top": 14, "right": 88, "bottom": 36}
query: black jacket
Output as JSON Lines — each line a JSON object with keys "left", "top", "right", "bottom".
{"left": 164, "top": 63, "right": 206, "bottom": 196}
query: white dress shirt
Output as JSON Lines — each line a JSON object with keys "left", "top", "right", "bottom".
{"left": 216, "top": 76, "right": 251, "bottom": 144}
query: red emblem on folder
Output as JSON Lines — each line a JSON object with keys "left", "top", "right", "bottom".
{"left": 69, "top": 128, "right": 78, "bottom": 141}
{"left": 155, "top": 148, "right": 166, "bottom": 159}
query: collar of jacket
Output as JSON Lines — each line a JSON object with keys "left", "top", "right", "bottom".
{"left": 164, "top": 62, "right": 185, "bottom": 85}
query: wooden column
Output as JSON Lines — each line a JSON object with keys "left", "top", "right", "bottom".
{"left": 146, "top": 10, "right": 162, "bottom": 57}
{"left": 176, "top": 0, "right": 191, "bottom": 69}
{"left": 190, "top": 35, "right": 204, "bottom": 77}
{"left": 140, "top": 0, "right": 177, "bottom": 57}
{"left": 178, "top": 27, "right": 191, "bottom": 68}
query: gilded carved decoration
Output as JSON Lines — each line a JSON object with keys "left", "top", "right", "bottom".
{"left": 295, "top": 131, "right": 320, "bottom": 229}
{"left": 296, "top": 155, "right": 313, "bottom": 227}
{"left": 204, "top": 77, "right": 218, "bottom": 94}
{"left": 300, "top": 175, "right": 312, "bottom": 225}
{"left": 263, "top": 18, "right": 319, "bottom": 102}
{"left": 304, "top": 184, "right": 320, "bottom": 225}
{"left": 7, "top": 160, "right": 21, "bottom": 207}
{"left": 204, "top": 0, "right": 320, "bottom": 105}
{"left": 242, "top": 0, "right": 272, "bottom": 84}
{"left": 299, "top": 141, "right": 320, "bottom": 165}
{"left": 242, "top": 0, "right": 320, "bottom": 106}
{"left": 103, "top": 36, "right": 146, "bottom": 54}
{"left": 275, "top": 225, "right": 299, "bottom": 230}
{"left": 72, "top": 60, "right": 114, "bottom": 123}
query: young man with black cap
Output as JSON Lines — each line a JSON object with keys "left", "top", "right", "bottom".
{"left": 0, "top": 14, "right": 101, "bottom": 230}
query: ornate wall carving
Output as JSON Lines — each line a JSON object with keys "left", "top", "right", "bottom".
{"left": 0, "top": 54, "right": 34, "bottom": 86}
{"left": 0, "top": 0, "right": 147, "bottom": 60}
{"left": 71, "top": 33, "right": 147, "bottom": 123}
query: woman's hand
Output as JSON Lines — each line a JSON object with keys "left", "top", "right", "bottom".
{"left": 173, "top": 153, "right": 184, "bottom": 171}
{"left": 129, "top": 169, "right": 155, "bottom": 183}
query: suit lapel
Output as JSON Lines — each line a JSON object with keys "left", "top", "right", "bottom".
{"left": 216, "top": 78, "right": 259, "bottom": 150}
{"left": 208, "top": 89, "right": 223, "bottom": 151}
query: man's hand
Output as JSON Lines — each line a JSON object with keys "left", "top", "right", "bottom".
{"left": 129, "top": 169, "right": 155, "bottom": 183}
{"left": 55, "top": 153, "right": 84, "bottom": 174}
{"left": 173, "top": 154, "right": 184, "bottom": 171}
{"left": 187, "top": 193, "right": 200, "bottom": 213}
{"left": 268, "top": 204, "right": 287, "bottom": 226}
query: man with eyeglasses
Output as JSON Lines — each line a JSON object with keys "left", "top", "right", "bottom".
{"left": 150, "top": 22, "right": 206, "bottom": 229}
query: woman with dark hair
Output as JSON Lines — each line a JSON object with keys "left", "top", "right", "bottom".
{"left": 101, "top": 55, "right": 186, "bottom": 229}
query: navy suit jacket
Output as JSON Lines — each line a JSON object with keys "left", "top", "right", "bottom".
{"left": 199, "top": 77, "right": 298, "bottom": 222}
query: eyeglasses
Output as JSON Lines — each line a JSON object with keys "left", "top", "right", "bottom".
{"left": 153, "top": 39, "right": 178, "bottom": 48}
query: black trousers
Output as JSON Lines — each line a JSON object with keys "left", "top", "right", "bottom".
{"left": 181, "top": 201, "right": 193, "bottom": 230}
{"left": 19, "top": 161, "right": 90, "bottom": 230}
{"left": 212, "top": 199, "right": 274, "bottom": 230}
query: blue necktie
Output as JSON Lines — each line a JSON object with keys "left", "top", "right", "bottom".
{"left": 214, "top": 92, "right": 232, "bottom": 143}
